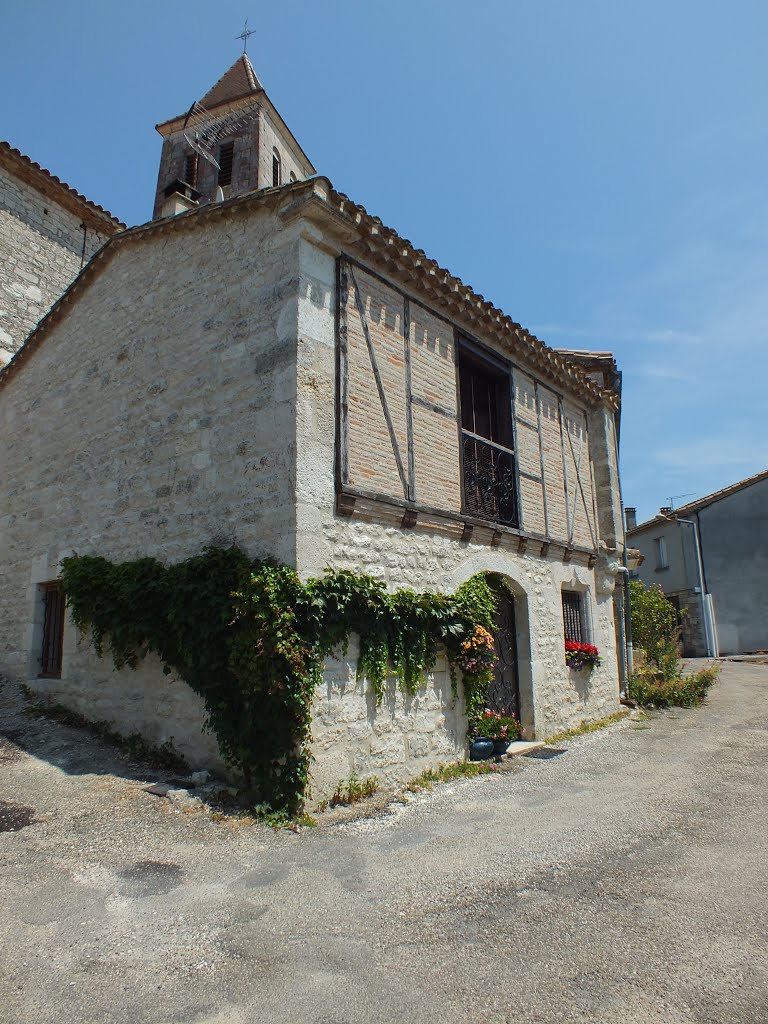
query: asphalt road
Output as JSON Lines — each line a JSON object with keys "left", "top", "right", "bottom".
{"left": 1, "top": 661, "right": 766, "bottom": 1024}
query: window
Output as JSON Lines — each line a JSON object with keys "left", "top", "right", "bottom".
{"left": 40, "top": 582, "right": 65, "bottom": 678}
{"left": 289, "top": 171, "right": 297, "bottom": 183}
{"left": 654, "top": 536, "right": 669, "bottom": 570}
{"left": 183, "top": 153, "right": 198, "bottom": 188}
{"left": 458, "top": 346, "right": 518, "bottom": 526}
{"left": 272, "top": 147, "right": 282, "bottom": 187}
{"left": 562, "top": 591, "right": 584, "bottom": 644}
{"left": 218, "top": 142, "right": 235, "bottom": 186}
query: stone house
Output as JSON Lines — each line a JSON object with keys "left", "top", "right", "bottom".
{"left": 0, "top": 56, "right": 628, "bottom": 799}
{"left": 627, "top": 469, "right": 768, "bottom": 658}
{"left": 0, "top": 141, "right": 124, "bottom": 366}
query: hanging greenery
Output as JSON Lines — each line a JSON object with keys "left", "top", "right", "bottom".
{"left": 60, "top": 547, "right": 501, "bottom": 813}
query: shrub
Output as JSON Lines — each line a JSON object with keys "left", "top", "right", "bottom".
{"left": 629, "top": 581, "right": 681, "bottom": 680}
{"left": 628, "top": 665, "right": 719, "bottom": 708}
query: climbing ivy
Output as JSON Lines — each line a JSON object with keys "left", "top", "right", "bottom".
{"left": 60, "top": 547, "right": 501, "bottom": 814}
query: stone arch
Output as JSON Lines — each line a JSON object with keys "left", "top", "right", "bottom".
{"left": 446, "top": 560, "right": 536, "bottom": 739}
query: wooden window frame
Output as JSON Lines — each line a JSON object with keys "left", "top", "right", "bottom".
{"left": 39, "top": 581, "right": 65, "bottom": 678}
{"left": 456, "top": 340, "right": 520, "bottom": 529}
{"left": 654, "top": 536, "right": 669, "bottom": 571}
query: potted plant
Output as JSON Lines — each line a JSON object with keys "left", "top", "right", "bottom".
{"left": 564, "top": 640, "right": 601, "bottom": 672}
{"left": 469, "top": 708, "right": 522, "bottom": 756}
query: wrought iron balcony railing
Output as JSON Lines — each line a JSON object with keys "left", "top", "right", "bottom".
{"left": 462, "top": 431, "right": 519, "bottom": 528}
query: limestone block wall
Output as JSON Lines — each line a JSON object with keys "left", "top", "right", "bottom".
{"left": 258, "top": 108, "right": 309, "bottom": 187}
{"left": 0, "top": 204, "right": 303, "bottom": 760}
{"left": 310, "top": 638, "right": 464, "bottom": 803}
{"left": 0, "top": 163, "right": 112, "bottom": 362}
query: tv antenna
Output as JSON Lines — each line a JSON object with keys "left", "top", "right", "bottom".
{"left": 182, "top": 96, "right": 260, "bottom": 172}
{"left": 666, "top": 492, "right": 695, "bottom": 510}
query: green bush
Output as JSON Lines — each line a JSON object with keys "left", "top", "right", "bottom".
{"left": 60, "top": 547, "right": 501, "bottom": 815}
{"left": 629, "top": 580, "right": 681, "bottom": 679}
{"left": 628, "top": 665, "right": 719, "bottom": 708}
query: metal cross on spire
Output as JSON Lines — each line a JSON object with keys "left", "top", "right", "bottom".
{"left": 236, "top": 18, "right": 255, "bottom": 53}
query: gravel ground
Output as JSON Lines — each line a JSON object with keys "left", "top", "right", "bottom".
{"left": 1, "top": 661, "right": 766, "bottom": 1024}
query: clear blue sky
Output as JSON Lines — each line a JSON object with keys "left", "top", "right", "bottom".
{"left": 3, "top": 1, "right": 766, "bottom": 524}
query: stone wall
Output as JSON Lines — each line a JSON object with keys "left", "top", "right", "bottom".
{"left": 311, "top": 640, "right": 464, "bottom": 802}
{"left": 153, "top": 104, "right": 311, "bottom": 219}
{"left": 258, "top": 108, "right": 308, "bottom": 188}
{"left": 0, "top": 163, "right": 112, "bottom": 362}
{"left": 0, "top": 202, "right": 302, "bottom": 766}
{"left": 0, "top": 189, "right": 624, "bottom": 797}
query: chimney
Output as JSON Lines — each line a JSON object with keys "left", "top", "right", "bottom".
{"left": 659, "top": 506, "right": 673, "bottom": 517}
{"left": 160, "top": 179, "right": 201, "bottom": 219}
{"left": 625, "top": 507, "right": 637, "bottom": 532}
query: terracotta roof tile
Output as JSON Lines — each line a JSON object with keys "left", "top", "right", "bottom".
{"left": 0, "top": 141, "right": 125, "bottom": 229}
{"left": 201, "top": 54, "right": 262, "bottom": 110}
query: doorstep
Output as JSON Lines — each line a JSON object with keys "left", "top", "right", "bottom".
{"left": 505, "top": 740, "right": 547, "bottom": 756}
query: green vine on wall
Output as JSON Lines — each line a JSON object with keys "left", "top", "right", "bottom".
{"left": 60, "top": 547, "right": 501, "bottom": 813}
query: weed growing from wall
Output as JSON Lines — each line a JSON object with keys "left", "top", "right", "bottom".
{"left": 60, "top": 548, "right": 500, "bottom": 814}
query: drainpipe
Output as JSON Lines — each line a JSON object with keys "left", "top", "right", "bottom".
{"left": 662, "top": 512, "right": 717, "bottom": 658}
{"left": 612, "top": 420, "right": 632, "bottom": 696}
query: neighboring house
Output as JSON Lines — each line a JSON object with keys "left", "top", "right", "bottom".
{"left": 626, "top": 469, "right": 768, "bottom": 657}
{"left": 0, "top": 56, "right": 629, "bottom": 799}
{"left": 0, "top": 141, "right": 125, "bottom": 365}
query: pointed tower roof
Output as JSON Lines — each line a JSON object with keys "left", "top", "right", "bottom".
{"left": 200, "top": 54, "right": 263, "bottom": 110}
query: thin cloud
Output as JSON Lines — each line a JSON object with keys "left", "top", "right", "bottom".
{"left": 536, "top": 323, "right": 702, "bottom": 346}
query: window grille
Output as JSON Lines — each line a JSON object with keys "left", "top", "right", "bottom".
{"left": 218, "top": 142, "right": 235, "bottom": 186}
{"left": 562, "top": 591, "right": 583, "bottom": 644}
{"left": 458, "top": 348, "right": 518, "bottom": 528}
{"left": 40, "top": 582, "right": 65, "bottom": 677}
{"left": 272, "top": 148, "right": 282, "bottom": 187}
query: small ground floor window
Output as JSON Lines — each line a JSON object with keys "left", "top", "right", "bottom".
{"left": 561, "top": 590, "right": 584, "bottom": 644}
{"left": 40, "top": 582, "right": 65, "bottom": 677}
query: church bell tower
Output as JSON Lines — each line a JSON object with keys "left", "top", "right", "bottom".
{"left": 152, "top": 53, "right": 315, "bottom": 220}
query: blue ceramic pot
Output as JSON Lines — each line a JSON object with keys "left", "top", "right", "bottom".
{"left": 469, "top": 737, "right": 495, "bottom": 761}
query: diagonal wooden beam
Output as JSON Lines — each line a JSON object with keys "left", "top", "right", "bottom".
{"left": 348, "top": 265, "right": 409, "bottom": 498}
{"left": 564, "top": 411, "right": 597, "bottom": 549}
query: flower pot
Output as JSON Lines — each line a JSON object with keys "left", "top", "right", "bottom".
{"left": 492, "top": 739, "right": 510, "bottom": 756}
{"left": 469, "top": 737, "right": 495, "bottom": 761}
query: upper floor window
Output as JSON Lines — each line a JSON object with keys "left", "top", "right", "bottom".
{"left": 654, "top": 536, "right": 669, "bottom": 570}
{"left": 40, "top": 581, "right": 65, "bottom": 678}
{"left": 184, "top": 153, "right": 198, "bottom": 188}
{"left": 458, "top": 346, "right": 518, "bottom": 527}
{"left": 272, "top": 148, "right": 282, "bottom": 187}
{"left": 289, "top": 171, "right": 297, "bottom": 183}
{"left": 218, "top": 142, "right": 235, "bottom": 186}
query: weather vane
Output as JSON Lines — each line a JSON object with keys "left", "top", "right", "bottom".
{"left": 236, "top": 18, "right": 255, "bottom": 53}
